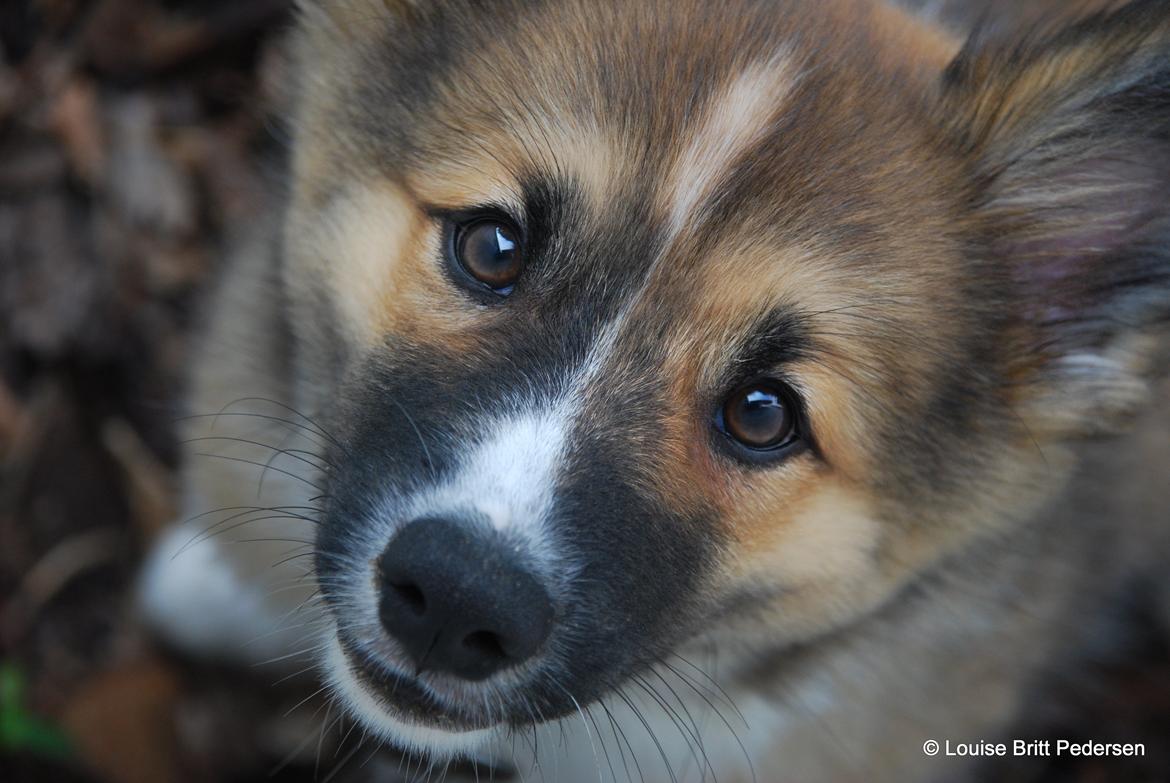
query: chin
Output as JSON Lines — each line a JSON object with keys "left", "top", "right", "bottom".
{"left": 321, "top": 631, "right": 503, "bottom": 762}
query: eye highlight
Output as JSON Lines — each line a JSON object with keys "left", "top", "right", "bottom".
{"left": 451, "top": 217, "right": 524, "bottom": 294}
{"left": 717, "top": 381, "right": 800, "bottom": 455}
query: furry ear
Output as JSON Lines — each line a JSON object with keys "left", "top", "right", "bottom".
{"left": 942, "top": 0, "right": 1170, "bottom": 437}
{"left": 295, "top": 0, "right": 423, "bottom": 46}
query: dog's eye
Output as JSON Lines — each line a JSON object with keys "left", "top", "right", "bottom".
{"left": 718, "top": 382, "right": 798, "bottom": 451}
{"left": 453, "top": 218, "right": 523, "bottom": 293}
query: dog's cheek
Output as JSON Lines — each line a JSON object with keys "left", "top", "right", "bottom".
{"left": 286, "top": 181, "right": 493, "bottom": 359}
{"left": 716, "top": 478, "right": 889, "bottom": 643}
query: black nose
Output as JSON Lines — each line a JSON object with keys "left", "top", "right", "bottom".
{"left": 377, "top": 517, "right": 554, "bottom": 681}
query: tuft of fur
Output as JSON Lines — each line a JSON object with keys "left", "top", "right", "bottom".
{"left": 940, "top": 0, "right": 1170, "bottom": 436}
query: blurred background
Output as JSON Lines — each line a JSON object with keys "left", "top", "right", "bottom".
{"left": 0, "top": 1, "right": 1167, "bottom": 781}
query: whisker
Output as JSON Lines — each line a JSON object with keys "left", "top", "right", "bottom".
{"left": 269, "top": 550, "right": 318, "bottom": 569}
{"left": 614, "top": 684, "right": 679, "bottom": 783}
{"left": 182, "top": 508, "right": 321, "bottom": 554}
{"left": 271, "top": 661, "right": 320, "bottom": 687}
{"left": 210, "top": 513, "right": 321, "bottom": 540}
{"left": 179, "top": 411, "right": 335, "bottom": 452}
{"left": 212, "top": 396, "right": 349, "bottom": 456}
{"left": 582, "top": 702, "right": 620, "bottom": 783}
{"left": 190, "top": 451, "right": 325, "bottom": 491}
{"left": 172, "top": 506, "right": 319, "bottom": 559}
{"left": 387, "top": 396, "right": 438, "bottom": 481}
{"left": 182, "top": 433, "right": 331, "bottom": 498}
{"left": 640, "top": 670, "right": 717, "bottom": 783}
{"left": 177, "top": 502, "right": 322, "bottom": 528}
{"left": 182, "top": 434, "right": 332, "bottom": 469}
{"left": 664, "top": 657, "right": 756, "bottom": 783}
{"left": 601, "top": 700, "right": 643, "bottom": 783}
{"left": 321, "top": 730, "right": 369, "bottom": 783}
{"left": 243, "top": 617, "right": 322, "bottom": 649}
{"left": 669, "top": 655, "right": 747, "bottom": 725}
{"left": 630, "top": 674, "right": 704, "bottom": 782}
{"left": 282, "top": 682, "right": 333, "bottom": 718}
{"left": 316, "top": 698, "right": 339, "bottom": 780}
{"left": 254, "top": 640, "right": 332, "bottom": 668}
{"left": 555, "top": 684, "right": 604, "bottom": 783}
{"left": 268, "top": 689, "right": 335, "bottom": 777}
{"left": 334, "top": 716, "right": 361, "bottom": 760}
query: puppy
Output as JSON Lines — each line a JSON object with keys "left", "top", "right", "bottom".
{"left": 140, "top": 0, "right": 1170, "bottom": 780}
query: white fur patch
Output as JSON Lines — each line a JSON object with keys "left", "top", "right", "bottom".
{"left": 322, "top": 633, "right": 500, "bottom": 760}
{"left": 667, "top": 53, "right": 800, "bottom": 236}
{"left": 138, "top": 525, "right": 308, "bottom": 662}
{"left": 421, "top": 410, "right": 569, "bottom": 538}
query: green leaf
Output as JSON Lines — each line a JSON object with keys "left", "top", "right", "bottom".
{"left": 0, "top": 662, "right": 73, "bottom": 759}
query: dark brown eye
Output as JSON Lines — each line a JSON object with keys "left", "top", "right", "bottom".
{"left": 455, "top": 219, "right": 523, "bottom": 292}
{"left": 719, "top": 382, "right": 796, "bottom": 451}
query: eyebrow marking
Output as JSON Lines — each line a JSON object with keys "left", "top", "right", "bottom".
{"left": 665, "top": 51, "right": 801, "bottom": 238}
{"left": 730, "top": 306, "right": 808, "bottom": 381}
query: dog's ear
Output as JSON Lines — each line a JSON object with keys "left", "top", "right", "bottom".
{"left": 295, "top": 0, "right": 425, "bottom": 46}
{"left": 942, "top": 1, "right": 1170, "bottom": 437}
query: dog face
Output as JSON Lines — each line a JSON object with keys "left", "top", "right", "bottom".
{"left": 281, "top": 0, "right": 1170, "bottom": 758}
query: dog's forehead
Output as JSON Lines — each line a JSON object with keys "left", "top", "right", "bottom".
{"left": 376, "top": 10, "right": 953, "bottom": 300}
{"left": 358, "top": 0, "right": 955, "bottom": 218}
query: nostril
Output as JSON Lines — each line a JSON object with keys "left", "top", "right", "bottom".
{"left": 377, "top": 517, "right": 554, "bottom": 679}
{"left": 390, "top": 582, "right": 426, "bottom": 616}
{"left": 461, "top": 630, "right": 507, "bottom": 662}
